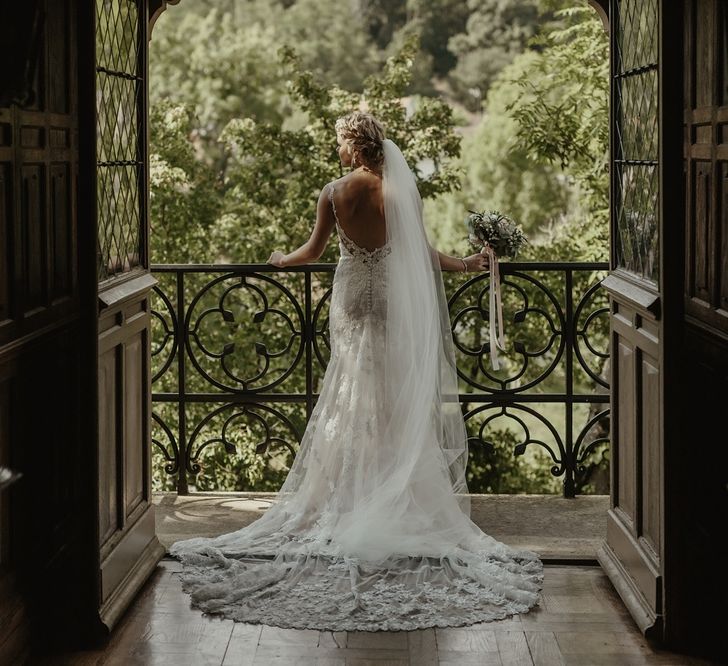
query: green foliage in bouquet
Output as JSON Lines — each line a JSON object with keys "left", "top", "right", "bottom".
{"left": 466, "top": 210, "right": 528, "bottom": 258}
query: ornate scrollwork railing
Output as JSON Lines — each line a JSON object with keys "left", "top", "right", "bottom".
{"left": 151, "top": 262, "right": 610, "bottom": 497}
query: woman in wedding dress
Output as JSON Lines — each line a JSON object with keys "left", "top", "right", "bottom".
{"left": 169, "top": 112, "right": 543, "bottom": 631}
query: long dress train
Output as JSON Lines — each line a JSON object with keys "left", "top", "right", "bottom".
{"left": 169, "top": 145, "right": 543, "bottom": 632}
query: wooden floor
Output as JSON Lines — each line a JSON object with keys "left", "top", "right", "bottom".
{"left": 31, "top": 559, "right": 718, "bottom": 666}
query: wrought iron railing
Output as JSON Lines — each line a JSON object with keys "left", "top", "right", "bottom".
{"left": 151, "top": 262, "right": 610, "bottom": 498}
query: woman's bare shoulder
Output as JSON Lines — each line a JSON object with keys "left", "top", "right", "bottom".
{"left": 326, "top": 173, "right": 352, "bottom": 199}
{"left": 332, "top": 171, "right": 380, "bottom": 197}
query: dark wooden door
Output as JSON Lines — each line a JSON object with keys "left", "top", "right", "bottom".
{"left": 93, "top": 0, "right": 164, "bottom": 632}
{"left": 1, "top": 0, "right": 164, "bottom": 657}
{"left": 597, "top": 0, "right": 679, "bottom": 641}
{"left": 670, "top": 0, "right": 728, "bottom": 657}
{"left": 600, "top": 2, "right": 728, "bottom": 658}
{"left": 0, "top": 0, "right": 97, "bottom": 658}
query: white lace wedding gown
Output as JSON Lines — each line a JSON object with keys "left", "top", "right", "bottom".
{"left": 169, "top": 142, "right": 543, "bottom": 632}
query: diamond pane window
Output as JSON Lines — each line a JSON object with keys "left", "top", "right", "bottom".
{"left": 96, "top": 0, "right": 143, "bottom": 281}
{"left": 616, "top": 0, "right": 658, "bottom": 72}
{"left": 613, "top": 0, "right": 659, "bottom": 283}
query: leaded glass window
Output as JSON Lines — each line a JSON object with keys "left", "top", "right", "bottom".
{"left": 96, "top": 0, "right": 144, "bottom": 281}
{"left": 613, "top": 0, "right": 659, "bottom": 283}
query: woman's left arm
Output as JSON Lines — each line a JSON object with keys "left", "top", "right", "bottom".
{"left": 268, "top": 186, "right": 336, "bottom": 267}
{"left": 429, "top": 244, "right": 490, "bottom": 273}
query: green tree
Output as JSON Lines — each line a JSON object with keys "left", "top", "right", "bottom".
{"left": 275, "top": 0, "right": 384, "bottom": 91}
{"left": 401, "top": 0, "right": 470, "bottom": 77}
{"left": 425, "top": 4, "right": 608, "bottom": 264}
{"left": 506, "top": 5, "right": 609, "bottom": 261}
{"left": 149, "top": 7, "right": 286, "bottom": 164}
{"left": 423, "top": 52, "right": 571, "bottom": 256}
{"left": 214, "top": 34, "right": 462, "bottom": 264}
{"left": 149, "top": 101, "right": 221, "bottom": 264}
{"left": 358, "top": 0, "right": 408, "bottom": 49}
{"left": 447, "top": 0, "right": 540, "bottom": 110}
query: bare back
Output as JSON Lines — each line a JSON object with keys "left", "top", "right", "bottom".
{"left": 329, "top": 171, "right": 386, "bottom": 251}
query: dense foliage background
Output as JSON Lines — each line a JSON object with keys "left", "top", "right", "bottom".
{"left": 148, "top": 0, "right": 610, "bottom": 495}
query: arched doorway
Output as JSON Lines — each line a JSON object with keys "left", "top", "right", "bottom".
{"left": 136, "top": 0, "right": 726, "bottom": 656}
{"left": 96, "top": 0, "right": 679, "bottom": 647}
{"left": 1, "top": 0, "right": 726, "bottom": 661}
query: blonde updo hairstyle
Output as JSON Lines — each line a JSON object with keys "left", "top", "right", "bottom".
{"left": 335, "top": 112, "right": 386, "bottom": 170}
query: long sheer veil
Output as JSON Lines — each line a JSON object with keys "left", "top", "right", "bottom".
{"left": 379, "top": 138, "right": 470, "bottom": 513}
{"left": 271, "top": 138, "right": 474, "bottom": 562}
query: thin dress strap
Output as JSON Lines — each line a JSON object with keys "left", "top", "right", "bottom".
{"left": 328, "top": 183, "right": 340, "bottom": 225}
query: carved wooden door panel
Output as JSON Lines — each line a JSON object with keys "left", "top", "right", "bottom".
{"left": 0, "top": 0, "right": 97, "bottom": 656}
{"left": 599, "top": 1, "right": 728, "bottom": 657}
{"left": 93, "top": 0, "right": 164, "bottom": 631}
{"left": 672, "top": 0, "right": 728, "bottom": 655}
{"left": 598, "top": 0, "right": 665, "bottom": 638}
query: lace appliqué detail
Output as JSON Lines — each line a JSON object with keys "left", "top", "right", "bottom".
{"left": 173, "top": 549, "right": 543, "bottom": 632}
{"left": 327, "top": 183, "right": 391, "bottom": 348}
{"left": 337, "top": 225, "right": 392, "bottom": 264}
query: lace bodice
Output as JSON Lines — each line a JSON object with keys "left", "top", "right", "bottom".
{"left": 328, "top": 184, "right": 391, "bottom": 351}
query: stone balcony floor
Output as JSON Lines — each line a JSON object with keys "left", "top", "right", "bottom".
{"left": 152, "top": 492, "right": 610, "bottom": 561}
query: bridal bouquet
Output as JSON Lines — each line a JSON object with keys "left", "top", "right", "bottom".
{"left": 466, "top": 210, "right": 528, "bottom": 258}
{"left": 464, "top": 210, "right": 527, "bottom": 372}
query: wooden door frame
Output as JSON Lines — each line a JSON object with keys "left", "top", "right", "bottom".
{"left": 658, "top": 0, "right": 686, "bottom": 649}
{"left": 77, "top": 0, "right": 103, "bottom": 640}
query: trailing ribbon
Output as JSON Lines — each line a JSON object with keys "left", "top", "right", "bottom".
{"left": 482, "top": 244, "right": 506, "bottom": 370}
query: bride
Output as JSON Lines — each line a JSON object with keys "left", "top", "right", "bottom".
{"left": 169, "top": 112, "right": 543, "bottom": 631}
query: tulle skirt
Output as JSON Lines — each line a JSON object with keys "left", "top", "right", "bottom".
{"left": 169, "top": 261, "right": 543, "bottom": 631}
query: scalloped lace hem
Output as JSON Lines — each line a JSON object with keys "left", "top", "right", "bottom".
{"left": 171, "top": 549, "right": 544, "bottom": 632}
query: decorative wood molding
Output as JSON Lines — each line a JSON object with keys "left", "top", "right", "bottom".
{"left": 99, "top": 524, "right": 165, "bottom": 631}
{"left": 602, "top": 272, "right": 661, "bottom": 318}
{"left": 597, "top": 540, "right": 662, "bottom": 639}
{"left": 98, "top": 272, "right": 158, "bottom": 310}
